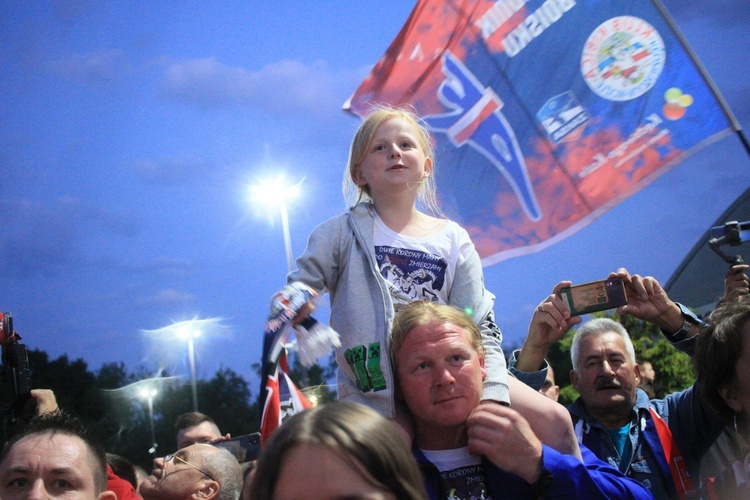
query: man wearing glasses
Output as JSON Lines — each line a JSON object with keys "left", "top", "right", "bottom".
{"left": 139, "top": 444, "right": 242, "bottom": 500}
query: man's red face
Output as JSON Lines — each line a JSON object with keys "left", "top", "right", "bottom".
{"left": 396, "top": 321, "right": 486, "bottom": 443}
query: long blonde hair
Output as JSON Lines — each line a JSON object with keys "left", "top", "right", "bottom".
{"left": 343, "top": 104, "right": 442, "bottom": 216}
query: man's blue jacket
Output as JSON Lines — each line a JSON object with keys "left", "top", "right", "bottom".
{"left": 414, "top": 443, "right": 654, "bottom": 499}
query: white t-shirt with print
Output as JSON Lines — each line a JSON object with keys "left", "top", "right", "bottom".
{"left": 421, "top": 447, "right": 492, "bottom": 499}
{"left": 373, "top": 213, "right": 475, "bottom": 310}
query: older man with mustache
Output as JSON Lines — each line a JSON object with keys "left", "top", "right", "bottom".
{"left": 509, "top": 269, "right": 727, "bottom": 499}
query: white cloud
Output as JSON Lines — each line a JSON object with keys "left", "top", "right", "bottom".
{"left": 160, "top": 57, "right": 368, "bottom": 116}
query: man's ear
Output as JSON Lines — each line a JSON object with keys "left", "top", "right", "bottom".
{"left": 480, "top": 355, "right": 487, "bottom": 380}
{"left": 570, "top": 370, "right": 580, "bottom": 391}
{"left": 633, "top": 363, "right": 642, "bottom": 386}
{"left": 192, "top": 480, "right": 220, "bottom": 500}
{"left": 98, "top": 491, "right": 117, "bottom": 500}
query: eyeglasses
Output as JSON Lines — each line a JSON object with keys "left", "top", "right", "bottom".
{"left": 164, "top": 453, "right": 216, "bottom": 482}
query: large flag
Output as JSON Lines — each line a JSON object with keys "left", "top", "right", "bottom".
{"left": 344, "top": 0, "right": 738, "bottom": 266}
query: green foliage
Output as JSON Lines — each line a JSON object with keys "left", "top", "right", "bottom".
{"left": 286, "top": 352, "right": 338, "bottom": 406}
{"left": 546, "top": 311, "right": 695, "bottom": 405}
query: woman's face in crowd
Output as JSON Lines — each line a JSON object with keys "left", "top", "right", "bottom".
{"left": 272, "top": 443, "right": 396, "bottom": 500}
{"left": 721, "top": 321, "right": 750, "bottom": 420}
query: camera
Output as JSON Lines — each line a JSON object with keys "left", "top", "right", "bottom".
{"left": 1, "top": 312, "right": 31, "bottom": 439}
{"left": 561, "top": 278, "right": 628, "bottom": 316}
{"left": 1, "top": 312, "right": 12, "bottom": 345}
{"left": 709, "top": 220, "right": 748, "bottom": 265}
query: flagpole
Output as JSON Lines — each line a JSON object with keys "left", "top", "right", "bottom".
{"left": 650, "top": 0, "right": 750, "bottom": 157}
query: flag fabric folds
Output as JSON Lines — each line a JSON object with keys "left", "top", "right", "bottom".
{"left": 259, "top": 283, "right": 315, "bottom": 444}
{"left": 259, "top": 348, "right": 312, "bottom": 445}
{"left": 344, "top": 0, "right": 736, "bottom": 266}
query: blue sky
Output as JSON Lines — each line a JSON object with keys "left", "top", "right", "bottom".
{"left": 2, "top": 1, "right": 749, "bottom": 399}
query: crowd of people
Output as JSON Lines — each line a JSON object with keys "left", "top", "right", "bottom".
{"left": 1, "top": 105, "right": 748, "bottom": 499}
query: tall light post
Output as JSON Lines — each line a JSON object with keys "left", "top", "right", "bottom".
{"left": 249, "top": 176, "right": 302, "bottom": 274}
{"left": 140, "top": 387, "right": 158, "bottom": 455}
{"left": 177, "top": 327, "right": 201, "bottom": 412}
{"left": 250, "top": 175, "right": 307, "bottom": 386}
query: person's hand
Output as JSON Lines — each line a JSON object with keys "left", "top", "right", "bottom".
{"left": 528, "top": 281, "right": 582, "bottom": 349}
{"left": 210, "top": 433, "right": 232, "bottom": 444}
{"left": 467, "top": 401, "right": 543, "bottom": 484}
{"left": 293, "top": 301, "right": 316, "bottom": 324}
{"left": 515, "top": 281, "right": 581, "bottom": 372}
{"left": 612, "top": 268, "right": 683, "bottom": 331}
{"left": 724, "top": 263, "right": 750, "bottom": 302}
{"left": 30, "top": 389, "right": 59, "bottom": 415}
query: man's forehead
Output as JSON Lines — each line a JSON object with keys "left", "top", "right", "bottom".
{"left": 581, "top": 331, "right": 628, "bottom": 353}
{"left": 404, "top": 321, "right": 471, "bottom": 343}
{"left": 16, "top": 431, "right": 87, "bottom": 452}
{"left": 3, "top": 432, "right": 93, "bottom": 472}
{"left": 181, "top": 443, "right": 217, "bottom": 459}
{"left": 178, "top": 421, "right": 221, "bottom": 447}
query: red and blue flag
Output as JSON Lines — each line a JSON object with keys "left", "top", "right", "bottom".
{"left": 344, "top": 0, "right": 737, "bottom": 265}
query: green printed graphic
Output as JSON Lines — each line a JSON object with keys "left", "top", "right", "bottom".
{"left": 344, "top": 343, "right": 387, "bottom": 392}
{"left": 345, "top": 345, "right": 371, "bottom": 392}
{"left": 366, "top": 343, "right": 386, "bottom": 391}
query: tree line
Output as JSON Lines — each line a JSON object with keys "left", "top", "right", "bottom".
{"left": 0, "top": 348, "right": 336, "bottom": 471}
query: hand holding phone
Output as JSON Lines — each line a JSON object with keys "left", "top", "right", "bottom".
{"left": 560, "top": 278, "right": 627, "bottom": 316}
{"left": 214, "top": 433, "right": 261, "bottom": 463}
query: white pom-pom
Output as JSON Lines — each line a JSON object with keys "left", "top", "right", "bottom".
{"left": 293, "top": 317, "right": 341, "bottom": 367}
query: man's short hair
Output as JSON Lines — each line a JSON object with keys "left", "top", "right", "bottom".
{"left": 201, "top": 447, "right": 243, "bottom": 500}
{"left": 570, "top": 317, "right": 636, "bottom": 370}
{"left": 175, "top": 412, "right": 218, "bottom": 432}
{"left": 391, "top": 301, "right": 484, "bottom": 371}
{"left": 0, "top": 409, "right": 108, "bottom": 493}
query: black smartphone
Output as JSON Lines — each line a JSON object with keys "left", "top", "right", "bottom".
{"left": 214, "top": 433, "right": 261, "bottom": 463}
{"left": 561, "top": 277, "right": 627, "bottom": 316}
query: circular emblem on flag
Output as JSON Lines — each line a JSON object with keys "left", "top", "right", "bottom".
{"left": 581, "top": 16, "right": 665, "bottom": 102}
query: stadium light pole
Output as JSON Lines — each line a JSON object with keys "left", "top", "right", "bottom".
{"left": 140, "top": 387, "right": 158, "bottom": 455}
{"left": 249, "top": 176, "right": 302, "bottom": 274}
{"left": 177, "top": 326, "right": 201, "bottom": 412}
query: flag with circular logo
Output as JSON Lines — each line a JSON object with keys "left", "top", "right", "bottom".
{"left": 344, "top": 0, "right": 736, "bottom": 265}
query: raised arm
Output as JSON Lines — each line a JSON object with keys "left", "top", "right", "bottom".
{"left": 611, "top": 268, "right": 701, "bottom": 346}
{"left": 513, "top": 280, "right": 582, "bottom": 373}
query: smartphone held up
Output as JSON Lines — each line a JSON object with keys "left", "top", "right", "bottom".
{"left": 561, "top": 278, "right": 628, "bottom": 316}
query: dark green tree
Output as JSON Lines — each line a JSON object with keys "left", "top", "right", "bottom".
{"left": 1, "top": 348, "right": 261, "bottom": 471}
